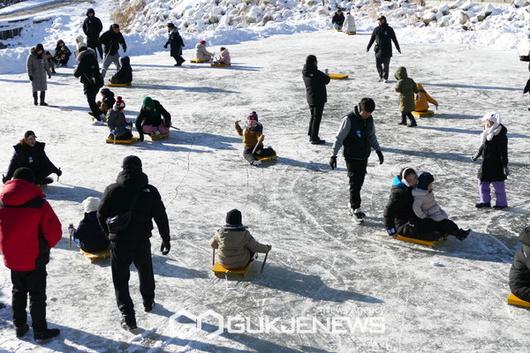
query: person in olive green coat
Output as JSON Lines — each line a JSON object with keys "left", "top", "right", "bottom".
{"left": 395, "top": 66, "right": 418, "bottom": 127}
{"left": 210, "top": 209, "right": 271, "bottom": 270}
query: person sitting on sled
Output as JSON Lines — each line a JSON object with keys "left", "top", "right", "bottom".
{"left": 235, "top": 111, "right": 276, "bottom": 166}
{"left": 414, "top": 83, "right": 438, "bottom": 113}
{"left": 210, "top": 209, "right": 271, "bottom": 270}
{"left": 195, "top": 39, "right": 213, "bottom": 62}
{"left": 109, "top": 56, "right": 132, "bottom": 85}
{"left": 107, "top": 96, "right": 133, "bottom": 141}
{"left": 135, "top": 96, "right": 171, "bottom": 141}
{"left": 72, "top": 197, "right": 110, "bottom": 253}
{"left": 213, "top": 47, "right": 231, "bottom": 66}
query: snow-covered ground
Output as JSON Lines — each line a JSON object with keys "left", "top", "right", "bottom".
{"left": 0, "top": 29, "right": 529, "bottom": 352}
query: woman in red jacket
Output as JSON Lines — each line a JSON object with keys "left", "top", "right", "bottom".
{"left": 0, "top": 167, "right": 62, "bottom": 341}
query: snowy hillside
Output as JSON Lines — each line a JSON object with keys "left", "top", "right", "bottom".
{"left": 0, "top": 0, "right": 529, "bottom": 74}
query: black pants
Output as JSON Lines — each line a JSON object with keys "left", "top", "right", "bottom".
{"left": 11, "top": 265, "right": 48, "bottom": 331}
{"left": 398, "top": 218, "right": 459, "bottom": 240}
{"left": 85, "top": 86, "right": 102, "bottom": 119}
{"left": 87, "top": 38, "right": 103, "bottom": 59}
{"left": 111, "top": 238, "right": 155, "bottom": 319}
{"left": 345, "top": 159, "right": 368, "bottom": 210}
{"left": 243, "top": 147, "right": 276, "bottom": 164}
{"left": 401, "top": 112, "right": 415, "bottom": 124}
{"left": 375, "top": 56, "right": 391, "bottom": 80}
{"left": 172, "top": 55, "right": 185, "bottom": 65}
{"left": 308, "top": 104, "right": 325, "bottom": 142}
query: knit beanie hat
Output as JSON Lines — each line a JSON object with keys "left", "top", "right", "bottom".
{"left": 417, "top": 172, "right": 434, "bottom": 190}
{"left": 82, "top": 196, "right": 100, "bottom": 213}
{"left": 142, "top": 96, "right": 155, "bottom": 111}
{"left": 13, "top": 167, "right": 35, "bottom": 184}
{"left": 24, "top": 130, "right": 36, "bottom": 139}
{"left": 114, "top": 96, "right": 126, "bottom": 111}
{"left": 225, "top": 209, "right": 242, "bottom": 227}
{"left": 122, "top": 155, "right": 142, "bottom": 171}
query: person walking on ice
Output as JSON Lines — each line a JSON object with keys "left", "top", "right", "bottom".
{"left": 472, "top": 112, "right": 509, "bottom": 209}
{"left": 164, "top": 23, "right": 185, "bottom": 66}
{"left": 366, "top": 15, "right": 401, "bottom": 82}
{"left": 99, "top": 24, "right": 127, "bottom": 79}
{"left": 329, "top": 98, "right": 384, "bottom": 224}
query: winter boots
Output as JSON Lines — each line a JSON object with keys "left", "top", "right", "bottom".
{"left": 33, "top": 92, "right": 38, "bottom": 106}
{"left": 34, "top": 328, "right": 60, "bottom": 341}
{"left": 121, "top": 316, "right": 138, "bottom": 331}
{"left": 475, "top": 202, "right": 491, "bottom": 208}
{"left": 456, "top": 228, "right": 471, "bottom": 241}
{"left": 15, "top": 324, "right": 29, "bottom": 338}
{"left": 33, "top": 92, "right": 47, "bottom": 106}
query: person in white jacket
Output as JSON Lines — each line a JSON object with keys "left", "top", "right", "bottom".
{"left": 412, "top": 172, "right": 470, "bottom": 240}
{"left": 343, "top": 11, "right": 356, "bottom": 35}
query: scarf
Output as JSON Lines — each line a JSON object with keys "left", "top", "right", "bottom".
{"left": 480, "top": 112, "right": 502, "bottom": 146}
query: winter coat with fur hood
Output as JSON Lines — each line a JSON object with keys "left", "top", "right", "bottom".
{"left": 412, "top": 188, "right": 448, "bottom": 222}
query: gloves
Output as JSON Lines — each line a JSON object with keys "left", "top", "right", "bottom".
{"left": 56, "top": 168, "right": 62, "bottom": 177}
{"left": 471, "top": 155, "right": 479, "bottom": 162}
{"left": 164, "top": 43, "right": 168, "bottom": 49}
{"left": 329, "top": 156, "right": 337, "bottom": 170}
{"left": 386, "top": 228, "right": 397, "bottom": 236}
{"left": 123, "top": 45, "right": 127, "bottom": 53}
{"left": 398, "top": 49, "right": 402, "bottom": 54}
{"left": 2, "top": 175, "right": 8, "bottom": 184}
{"left": 376, "top": 150, "right": 384, "bottom": 165}
{"left": 160, "top": 240, "right": 170, "bottom": 255}
{"left": 48, "top": 74, "right": 52, "bottom": 79}
{"left": 504, "top": 166, "right": 510, "bottom": 177}
{"left": 29, "top": 76, "right": 33, "bottom": 81}
{"left": 267, "top": 244, "right": 272, "bottom": 252}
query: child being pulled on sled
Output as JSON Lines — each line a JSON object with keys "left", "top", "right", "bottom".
{"left": 210, "top": 209, "right": 271, "bottom": 270}
{"left": 107, "top": 96, "right": 133, "bottom": 141}
{"left": 235, "top": 111, "right": 276, "bottom": 166}
{"left": 72, "top": 197, "right": 110, "bottom": 253}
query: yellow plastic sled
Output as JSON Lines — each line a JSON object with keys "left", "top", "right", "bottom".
{"left": 106, "top": 137, "right": 139, "bottom": 145}
{"left": 328, "top": 73, "right": 349, "bottom": 80}
{"left": 507, "top": 293, "right": 530, "bottom": 308}
{"left": 394, "top": 234, "right": 445, "bottom": 248}
{"left": 191, "top": 58, "right": 210, "bottom": 63}
{"left": 412, "top": 110, "right": 435, "bottom": 118}
{"left": 211, "top": 63, "right": 231, "bottom": 68}
{"left": 212, "top": 262, "right": 251, "bottom": 277}
{"left": 80, "top": 249, "right": 111, "bottom": 263}
{"left": 256, "top": 154, "right": 277, "bottom": 162}
{"left": 345, "top": 31, "right": 356, "bottom": 35}
{"left": 149, "top": 133, "right": 169, "bottom": 141}
{"left": 106, "top": 82, "right": 132, "bottom": 87}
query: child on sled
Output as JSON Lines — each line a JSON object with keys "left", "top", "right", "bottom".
{"left": 107, "top": 96, "right": 133, "bottom": 141}
{"left": 235, "top": 111, "right": 276, "bottom": 166}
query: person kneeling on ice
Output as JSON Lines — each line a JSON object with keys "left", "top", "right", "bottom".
{"left": 395, "top": 66, "right": 419, "bottom": 127}
{"left": 509, "top": 226, "right": 530, "bottom": 302}
{"left": 97, "top": 88, "right": 116, "bottom": 116}
{"left": 135, "top": 97, "right": 171, "bottom": 141}
{"left": 3, "top": 131, "right": 62, "bottom": 185}
{"left": 329, "top": 98, "right": 384, "bottom": 224}
{"left": 73, "top": 197, "right": 110, "bottom": 253}
{"left": 109, "top": 56, "right": 132, "bottom": 85}
{"left": 0, "top": 167, "right": 62, "bottom": 340}
{"left": 107, "top": 96, "right": 133, "bottom": 141}
{"left": 414, "top": 83, "right": 438, "bottom": 113}
{"left": 235, "top": 111, "right": 276, "bottom": 166}
{"left": 412, "top": 172, "right": 470, "bottom": 241}
{"left": 472, "top": 112, "right": 509, "bottom": 210}
{"left": 210, "top": 209, "right": 271, "bottom": 270}
{"left": 195, "top": 40, "right": 213, "bottom": 62}
{"left": 342, "top": 11, "right": 356, "bottom": 35}
{"left": 213, "top": 47, "right": 231, "bottom": 66}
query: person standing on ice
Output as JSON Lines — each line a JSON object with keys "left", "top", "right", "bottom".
{"left": 27, "top": 43, "right": 52, "bottom": 106}
{"left": 98, "top": 156, "right": 171, "bottom": 331}
{"left": 82, "top": 8, "right": 103, "bottom": 59}
{"left": 472, "top": 112, "right": 509, "bottom": 210}
{"left": 164, "top": 22, "right": 185, "bottom": 66}
{"left": 394, "top": 66, "right": 419, "bottom": 127}
{"left": 509, "top": 226, "right": 530, "bottom": 302}
{"left": 2, "top": 131, "right": 62, "bottom": 186}
{"left": 329, "top": 98, "right": 384, "bottom": 224}
{"left": 99, "top": 24, "right": 127, "bottom": 79}
{"left": 342, "top": 11, "right": 356, "bottom": 35}
{"left": 0, "top": 167, "right": 62, "bottom": 341}
{"left": 74, "top": 44, "right": 105, "bottom": 122}
{"left": 366, "top": 15, "right": 401, "bottom": 82}
{"left": 302, "top": 55, "right": 330, "bottom": 145}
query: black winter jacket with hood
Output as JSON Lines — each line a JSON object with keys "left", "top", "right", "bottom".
{"left": 367, "top": 23, "right": 400, "bottom": 59}
{"left": 83, "top": 10, "right": 103, "bottom": 42}
{"left": 99, "top": 26, "right": 127, "bottom": 56}
{"left": 110, "top": 56, "right": 132, "bottom": 84}
{"left": 302, "top": 64, "right": 330, "bottom": 106}
{"left": 5, "top": 141, "right": 60, "bottom": 182}
{"left": 510, "top": 227, "right": 530, "bottom": 302}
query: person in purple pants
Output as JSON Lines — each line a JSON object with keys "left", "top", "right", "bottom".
{"left": 472, "top": 112, "right": 509, "bottom": 210}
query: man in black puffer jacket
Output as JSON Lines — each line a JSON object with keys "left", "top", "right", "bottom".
{"left": 82, "top": 8, "right": 103, "bottom": 59}
{"left": 509, "top": 226, "right": 530, "bottom": 302}
{"left": 3, "top": 131, "right": 61, "bottom": 185}
{"left": 99, "top": 24, "right": 127, "bottom": 79}
{"left": 98, "top": 156, "right": 170, "bottom": 331}
{"left": 329, "top": 98, "right": 384, "bottom": 223}
{"left": 74, "top": 46, "right": 104, "bottom": 121}
{"left": 366, "top": 16, "right": 401, "bottom": 82}
{"left": 302, "top": 55, "right": 330, "bottom": 145}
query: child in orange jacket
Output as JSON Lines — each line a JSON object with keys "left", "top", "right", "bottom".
{"left": 235, "top": 111, "right": 276, "bottom": 166}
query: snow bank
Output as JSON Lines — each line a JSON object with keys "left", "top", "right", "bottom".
{"left": 0, "top": 0, "right": 529, "bottom": 74}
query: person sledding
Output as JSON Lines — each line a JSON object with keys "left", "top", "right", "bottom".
{"left": 210, "top": 209, "right": 272, "bottom": 270}
{"left": 195, "top": 40, "right": 213, "bottom": 62}
{"left": 414, "top": 83, "right": 438, "bottom": 115}
{"left": 213, "top": 47, "right": 231, "bottom": 66}
{"left": 412, "top": 172, "right": 470, "bottom": 241}
{"left": 509, "top": 226, "right": 530, "bottom": 303}
{"left": 3, "top": 131, "right": 62, "bottom": 186}
{"left": 235, "top": 111, "right": 276, "bottom": 166}
{"left": 109, "top": 56, "right": 132, "bottom": 85}
{"left": 72, "top": 197, "right": 110, "bottom": 254}
{"left": 135, "top": 97, "right": 171, "bottom": 141}
{"left": 107, "top": 96, "right": 134, "bottom": 141}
